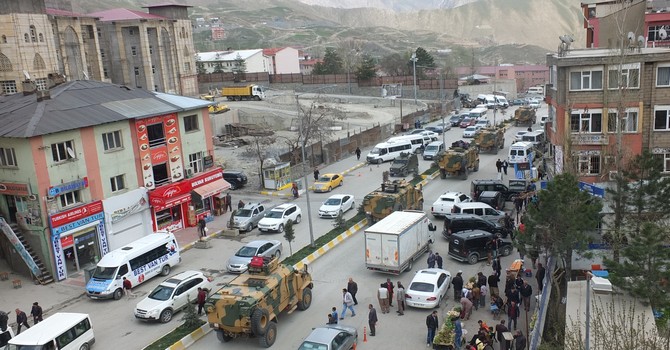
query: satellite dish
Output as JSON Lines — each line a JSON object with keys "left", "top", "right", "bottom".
{"left": 23, "top": 70, "right": 31, "bottom": 81}
{"left": 83, "top": 71, "right": 89, "bottom": 80}
{"left": 638, "top": 35, "right": 646, "bottom": 47}
{"left": 559, "top": 35, "right": 574, "bottom": 44}
{"left": 66, "top": 147, "right": 75, "bottom": 159}
{"left": 628, "top": 32, "right": 636, "bottom": 41}
{"left": 660, "top": 28, "right": 668, "bottom": 40}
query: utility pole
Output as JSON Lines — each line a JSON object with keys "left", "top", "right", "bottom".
{"left": 411, "top": 52, "right": 417, "bottom": 104}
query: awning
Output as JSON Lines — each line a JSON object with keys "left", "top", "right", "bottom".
{"left": 191, "top": 179, "right": 231, "bottom": 202}
{"left": 151, "top": 193, "right": 190, "bottom": 212}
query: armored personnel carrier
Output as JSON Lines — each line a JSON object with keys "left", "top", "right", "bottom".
{"left": 363, "top": 179, "right": 424, "bottom": 223}
{"left": 514, "top": 107, "right": 536, "bottom": 126}
{"left": 389, "top": 152, "right": 419, "bottom": 177}
{"left": 474, "top": 127, "right": 505, "bottom": 154}
{"left": 436, "top": 140, "right": 480, "bottom": 180}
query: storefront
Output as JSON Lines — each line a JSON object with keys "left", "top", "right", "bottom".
{"left": 0, "top": 181, "right": 41, "bottom": 226}
{"left": 49, "top": 200, "right": 109, "bottom": 281}
{"left": 149, "top": 168, "right": 230, "bottom": 231}
{"left": 102, "top": 188, "right": 152, "bottom": 251}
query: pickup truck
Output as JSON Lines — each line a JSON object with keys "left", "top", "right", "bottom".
{"left": 430, "top": 191, "right": 472, "bottom": 217}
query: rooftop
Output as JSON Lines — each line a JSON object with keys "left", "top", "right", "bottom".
{"left": 196, "top": 49, "right": 264, "bottom": 62}
{"left": 88, "top": 8, "right": 167, "bottom": 21}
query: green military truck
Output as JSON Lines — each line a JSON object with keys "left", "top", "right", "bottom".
{"left": 389, "top": 152, "right": 419, "bottom": 177}
{"left": 205, "top": 257, "right": 313, "bottom": 347}
{"left": 514, "top": 107, "right": 536, "bottom": 127}
{"left": 436, "top": 140, "right": 480, "bottom": 180}
{"left": 474, "top": 127, "right": 505, "bottom": 154}
{"left": 363, "top": 179, "right": 424, "bottom": 223}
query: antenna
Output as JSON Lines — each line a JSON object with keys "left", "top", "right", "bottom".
{"left": 627, "top": 32, "right": 636, "bottom": 42}
{"left": 638, "top": 35, "right": 645, "bottom": 49}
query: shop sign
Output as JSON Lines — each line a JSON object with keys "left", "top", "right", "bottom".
{"left": 48, "top": 177, "right": 88, "bottom": 197}
{"left": 151, "top": 146, "right": 168, "bottom": 163}
{"left": 50, "top": 200, "right": 103, "bottom": 228}
{"left": 203, "top": 155, "right": 214, "bottom": 169}
{"left": 190, "top": 169, "right": 223, "bottom": 189}
{"left": 149, "top": 169, "right": 223, "bottom": 208}
{"left": 0, "top": 182, "right": 30, "bottom": 196}
{"left": 572, "top": 134, "right": 608, "bottom": 145}
{"left": 52, "top": 219, "right": 107, "bottom": 281}
{"left": 60, "top": 235, "right": 74, "bottom": 247}
{"left": 111, "top": 196, "right": 148, "bottom": 223}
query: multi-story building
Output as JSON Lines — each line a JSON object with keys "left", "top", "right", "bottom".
{"left": 262, "top": 47, "right": 300, "bottom": 74}
{"left": 211, "top": 27, "right": 225, "bottom": 41}
{"left": 453, "top": 65, "right": 549, "bottom": 93}
{"left": 0, "top": 80, "right": 225, "bottom": 282}
{"left": 196, "top": 49, "right": 271, "bottom": 74}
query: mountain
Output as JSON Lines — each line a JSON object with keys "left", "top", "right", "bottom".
{"left": 295, "top": 0, "right": 479, "bottom": 11}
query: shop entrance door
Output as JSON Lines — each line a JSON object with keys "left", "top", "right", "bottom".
{"left": 4, "top": 196, "right": 17, "bottom": 223}
{"left": 74, "top": 230, "right": 99, "bottom": 270}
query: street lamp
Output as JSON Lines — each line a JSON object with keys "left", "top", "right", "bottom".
{"left": 411, "top": 52, "right": 418, "bottom": 104}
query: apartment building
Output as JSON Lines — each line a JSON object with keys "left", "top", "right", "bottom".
{"left": 196, "top": 49, "right": 271, "bottom": 74}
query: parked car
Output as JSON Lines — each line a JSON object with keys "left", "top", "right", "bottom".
{"left": 223, "top": 170, "right": 248, "bottom": 190}
{"left": 431, "top": 191, "right": 472, "bottom": 217}
{"left": 319, "top": 194, "right": 355, "bottom": 218}
{"left": 477, "top": 191, "right": 505, "bottom": 210}
{"left": 475, "top": 119, "right": 490, "bottom": 129}
{"left": 314, "top": 173, "right": 344, "bottom": 193}
{"left": 460, "top": 117, "right": 474, "bottom": 128}
{"left": 257, "top": 203, "right": 302, "bottom": 233}
{"left": 442, "top": 214, "right": 511, "bottom": 238}
{"left": 528, "top": 99, "right": 541, "bottom": 109}
{"left": 449, "top": 115, "right": 463, "bottom": 126}
{"left": 426, "top": 123, "right": 451, "bottom": 134}
{"left": 463, "top": 126, "right": 479, "bottom": 138}
{"left": 512, "top": 99, "right": 525, "bottom": 106}
{"left": 226, "top": 240, "right": 282, "bottom": 273}
{"left": 405, "top": 268, "right": 452, "bottom": 308}
{"left": 134, "top": 271, "right": 213, "bottom": 323}
{"left": 451, "top": 202, "right": 505, "bottom": 223}
{"left": 231, "top": 203, "right": 268, "bottom": 232}
{"left": 513, "top": 130, "right": 528, "bottom": 142}
{"left": 298, "top": 325, "right": 358, "bottom": 350}
{"left": 448, "top": 230, "right": 513, "bottom": 264}
{"left": 539, "top": 115, "right": 549, "bottom": 127}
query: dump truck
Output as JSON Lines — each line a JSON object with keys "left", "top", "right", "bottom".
{"left": 474, "top": 127, "right": 505, "bottom": 154}
{"left": 365, "top": 210, "right": 436, "bottom": 274}
{"left": 513, "top": 107, "right": 536, "bottom": 126}
{"left": 389, "top": 152, "right": 419, "bottom": 177}
{"left": 222, "top": 85, "right": 265, "bottom": 101}
{"left": 205, "top": 256, "right": 313, "bottom": 347}
{"left": 363, "top": 179, "right": 424, "bottom": 223}
{"left": 436, "top": 140, "right": 480, "bottom": 180}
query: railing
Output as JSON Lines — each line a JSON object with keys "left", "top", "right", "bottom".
{"left": 0, "top": 217, "right": 42, "bottom": 276}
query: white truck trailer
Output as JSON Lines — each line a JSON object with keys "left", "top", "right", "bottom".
{"left": 365, "top": 210, "right": 436, "bottom": 274}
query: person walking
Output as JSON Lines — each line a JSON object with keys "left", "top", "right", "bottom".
{"left": 495, "top": 320, "right": 509, "bottom": 350}
{"left": 197, "top": 287, "right": 207, "bottom": 316}
{"left": 452, "top": 271, "right": 464, "bottom": 301}
{"left": 340, "top": 288, "right": 356, "bottom": 319}
{"left": 471, "top": 284, "right": 481, "bottom": 311}
{"left": 520, "top": 280, "right": 533, "bottom": 312}
{"left": 480, "top": 283, "right": 488, "bottom": 309}
{"left": 30, "top": 302, "right": 43, "bottom": 324}
{"left": 225, "top": 192, "right": 232, "bottom": 212}
{"left": 198, "top": 217, "right": 207, "bottom": 238}
{"left": 313, "top": 168, "right": 320, "bottom": 181}
{"left": 493, "top": 257, "right": 502, "bottom": 279}
{"left": 347, "top": 277, "right": 359, "bottom": 305}
{"left": 0, "top": 310, "right": 9, "bottom": 332}
{"left": 427, "top": 250, "right": 436, "bottom": 268}
{"left": 460, "top": 295, "right": 473, "bottom": 321}
{"left": 435, "top": 252, "right": 443, "bottom": 269}
{"left": 513, "top": 330, "right": 527, "bottom": 350}
{"left": 536, "top": 263, "right": 546, "bottom": 293}
{"left": 385, "top": 278, "right": 395, "bottom": 307}
{"left": 355, "top": 147, "right": 362, "bottom": 160}
{"left": 496, "top": 159, "right": 502, "bottom": 173}
{"left": 396, "top": 281, "right": 406, "bottom": 315}
{"left": 15, "top": 308, "right": 30, "bottom": 334}
{"left": 502, "top": 160, "right": 509, "bottom": 175}
{"left": 507, "top": 301, "right": 520, "bottom": 330}
{"left": 377, "top": 285, "right": 389, "bottom": 314}
{"left": 237, "top": 199, "right": 245, "bottom": 209}
{"left": 122, "top": 277, "right": 136, "bottom": 298}
{"left": 368, "top": 304, "right": 378, "bottom": 336}
{"left": 454, "top": 316, "right": 463, "bottom": 348}
{"left": 426, "top": 310, "right": 439, "bottom": 347}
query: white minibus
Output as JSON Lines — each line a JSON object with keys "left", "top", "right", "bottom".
{"left": 521, "top": 130, "right": 545, "bottom": 147}
{"left": 388, "top": 134, "right": 425, "bottom": 153}
{"left": 469, "top": 107, "right": 488, "bottom": 120}
{"left": 366, "top": 140, "right": 412, "bottom": 164}
{"left": 7, "top": 313, "right": 94, "bottom": 350}
{"left": 86, "top": 231, "right": 180, "bottom": 300}
{"left": 508, "top": 141, "right": 535, "bottom": 164}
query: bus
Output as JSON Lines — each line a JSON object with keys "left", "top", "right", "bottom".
{"left": 469, "top": 107, "right": 488, "bottom": 120}
{"left": 366, "top": 140, "right": 412, "bottom": 164}
{"left": 85, "top": 231, "right": 180, "bottom": 300}
{"left": 387, "top": 134, "right": 426, "bottom": 153}
{"left": 7, "top": 313, "right": 94, "bottom": 350}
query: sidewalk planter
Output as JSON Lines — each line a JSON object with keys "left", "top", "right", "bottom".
{"left": 221, "top": 228, "right": 239, "bottom": 237}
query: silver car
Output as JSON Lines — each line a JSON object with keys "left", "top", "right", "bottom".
{"left": 298, "top": 325, "right": 358, "bottom": 350}
{"left": 226, "top": 240, "right": 282, "bottom": 273}
{"left": 232, "top": 203, "right": 267, "bottom": 232}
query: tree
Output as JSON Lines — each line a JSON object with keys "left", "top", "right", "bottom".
{"left": 355, "top": 53, "right": 376, "bottom": 80}
{"left": 412, "top": 47, "right": 435, "bottom": 79}
{"left": 379, "top": 53, "right": 410, "bottom": 76}
{"left": 283, "top": 220, "right": 296, "bottom": 256}
{"left": 332, "top": 211, "right": 345, "bottom": 229}
{"left": 181, "top": 296, "right": 202, "bottom": 329}
{"left": 244, "top": 132, "right": 277, "bottom": 189}
{"left": 312, "top": 48, "right": 343, "bottom": 75}
{"left": 232, "top": 53, "right": 246, "bottom": 74}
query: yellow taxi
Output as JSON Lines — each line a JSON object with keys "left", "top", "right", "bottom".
{"left": 313, "top": 173, "right": 344, "bottom": 193}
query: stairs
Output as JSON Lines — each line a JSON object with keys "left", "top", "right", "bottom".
{"left": 8, "top": 223, "right": 54, "bottom": 285}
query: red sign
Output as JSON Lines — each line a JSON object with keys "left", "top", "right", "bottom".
{"left": 149, "top": 169, "right": 224, "bottom": 210}
{"left": 151, "top": 146, "right": 168, "bottom": 163}
{"left": 190, "top": 169, "right": 223, "bottom": 189}
{"left": 0, "top": 182, "right": 30, "bottom": 196}
{"left": 60, "top": 235, "right": 74, "bottom": 248}
{"left": 50, "top": 200, "right": 103, "bottom": 228}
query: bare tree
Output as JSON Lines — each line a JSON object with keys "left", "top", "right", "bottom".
{"left": 244, "top": 131, "right": 277, "bottom": 189}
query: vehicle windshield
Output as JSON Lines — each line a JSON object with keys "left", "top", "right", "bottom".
{"left": 462, "top": 118, "right": 472, "bottom": 123}
{"left": 236, "top": 246, "right": 259, "bottom": 258}
{"left": 298, "top": 341, "right": 328, "bottom": 350}
{"left": 394, "top": 159, "right": 407, "bottom": 164}
{"left": 426, "top": 146, "right": 438, "bottom": 151}
{"left": 409, "top": 282, "right": 435, "bottom": 292}
{"left": 466, "top": 127, "right": 476, "bottom": 131}
{"left": 370, "top": 147, "right": 381, "bottom": 155}
{"left": 265, "top": 211, "right": 284, "bottom": 219}
{"left": 317, "top": 176, "right": 332, "bottom": 182}
{"left": 8, "top": 346, "right": 45, "bottom": 350}
{"left": 324, "top": 198, "right": 342, "bottom": 205}
{"left": 236, "top": 209, "right": 252, "bottom": 217}
{"left": 92, "top": 266, "right": 117, "bottom": 280}
{"left": 148, "top": 285, "right": 175, "bottom": 301}
{"left": 440, "top": 197, "right": 454, "bottom": 202}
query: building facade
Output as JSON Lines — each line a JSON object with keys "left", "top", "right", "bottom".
{"left": 263, "top": 47, "right": 300, "bottom": 74}
{"left": 196, "top": 49, "right": 271, "bottom": 74}
{"left": 453, "top": 65, "right": 549, "bottom": 93}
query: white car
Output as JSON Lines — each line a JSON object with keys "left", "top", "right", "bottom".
{"left": 318, "top": 194, "right": 355, "bottom": 218}
{"left": 529, "top": 99, "right": 541, "bottom": 109}
{"left": 134, "top": 270, "right": 213, "bottom": 323}
{"left": 475, "top": 119, "right": 490, "bottom": 129}
{"left": 405, "top": 268, "right": 451, "bottom": 309}
{"left": 539, "top": 116, "right": 548, "bottom": 127}
{"left": 257, "top": 203, "right": 302, "bottom": 233}
{"left": 463, "top": 126, "right": 479, "bottom": 138}
{"left": 431, "top": 192, "right": 472, "bottom": 217}
{"left": 226, "top": 240, "right": 282, "bottom": 273}
{"left": 513, "top": 130, "right": 528, "bottom": 142}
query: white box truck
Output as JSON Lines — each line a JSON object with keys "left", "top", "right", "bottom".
{"left": 365, "top": 210, "right": 436, "bottom": 274}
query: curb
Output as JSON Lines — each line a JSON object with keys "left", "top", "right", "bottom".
{"left": 164, "top": 323, "right": 212, "bottom": 350}
{"left": 293, "top": 218, "right": 368, "bottom": 271}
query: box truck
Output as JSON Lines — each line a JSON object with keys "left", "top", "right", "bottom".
{"left": 365, "top": 210, "right": 436, "bottom": 274}
{"left": 222, "top": 85, "right": 265, "bottom": 101}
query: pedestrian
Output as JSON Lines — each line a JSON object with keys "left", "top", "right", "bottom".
{"left": 471, "top": 284, "right": 481, "bottom": 311}
{"left": 292, "top": 182, "right": 299, "bottom": 198}
{"left": 225, "top": 192, "right": 232, "bottom": 212}
{"left": 427, "top": 250, "right": 436, "bottom": 268}
{"left": 514, "top": 330, "right": 527, "bottom": 350}
{"left": 30, "top": 302, "right": 43, "bottom": 324}
{"left": 368, "top": 304, "right": 378, "bottom": 336}
{"left": 536, "top": 263, "right": 546, "bottom": 293}
{"left": 313, "top": 167, "right": 320, "bottom": 181}
{"left": 426, "top": 310, "right": 439, "bottom": 347}
{"left": 460, "top": 295, "right": 473, "bottom": 321}
{"left": 396, "top": 281, "right": 406, "bottom": 315}
{"left": 507, "top": 301, "right": 519, "bottom": 330}
{"left": 502, "top": 160, "right": 509, "bottom": 175}
{"left": 237, "top": 199, "right": 245, "bottom": 209}
{"left": 377, "top": 284, "right": 389, "bottom": 314}
{"left": 327, "top": 307, "right": 338, "bottom": 324}
{"left": 480, "top": 283, "right": 488, "bottom": 309}
{"left": 529, "top": 250, "right": 539, "bottom": 270}
{"left": 495, "top": 320, "right": 509, "bottom": 350}
{"left": 488, "top": 272, "right": 500, "bottom": 298}
{"left": 197, "top": 287, "right": 207, "bottom": 315}
{"left": 452, "top": 270, "right": 464, "bottom": 300}
{"left": 122, "top": 276, "right": 135, "bottom": 298}
{"left": 514, "top": 274, "right": 524, "bottom": 291}
{"left": 486, "top": 238, "right": 494, "bottom": 265}
{"left": 198, "top": 217, "right": 207, "bottom": 238}
{"left": 435, "top": 252, "right": 443, "bottom": 269}
{"left": 340, "top": 288, "right": 356, "bottom": 319}
{"left": 454, "top": 316, "right": 463, "bottom": 348}
{"left": 385, "top": 278, "right": 395, "bottom": 307}
{"left": 347, "top": 277, "right": 359, "bottom": 305}
{"left": 507, "top": 287, "right": 521, "bottom": 305}
{"left": 490, "top": 294, "right": 501, "bottom": 320}
{"left": 15, "top": 308, "right": 30, "bottom": 334}
{"left": 493, "top": 257, "right": 502, "bottom": 279}
{"left": 355, "top": 147, "right": 361, "bottom": 160}
{"left": 496, "top": 159, "right": 502, "bottom": 173}
{"left": 520, "top": 280, "right": 533, "bottom": 312}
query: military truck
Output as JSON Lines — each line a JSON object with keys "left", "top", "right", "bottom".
{"left": 205, "top": 256, "right": 313, "bottom": 347}
{"left": 389, "top": 152, "right": 419, "bottom": 177}
{"left": 514, "top": 107, "right": 536, "bottom": 127}
{"left": 363, "top": 179, "right": 424, "bottom": 223}
{"left": 474, "top": 128, "right": 505, "bottom": 154}
{"left": 436, "top": 140, "right": 480, "bottom": 180}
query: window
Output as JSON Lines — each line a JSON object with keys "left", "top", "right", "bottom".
{"left": 35, "top": 78, "right": 47, "bottom": 91}
{"left": 653, "top": 151, "right": 670, "bottom": 173}
{"left": 59, "top": 190, "right": 81, "bottom": 207}
{"left": 103, "top": 67, "right": 108, "bottom": 78}
{"left": 654, "top": 106, "right": 670, "bottom": 130}
{"left": 149, "top": 45, "right": 153, "bottom": 54}
{"left": 129, "top": 29, "right": 135, "bottom": 35}
{"left": 184, "top": 62, "right": 191, "bottom": 72}
{"left": 184, "top": 114, "right": 198, "bottom": 132}
{"left": 131, "top": 46, "right": 137, "bottom": 56}
{"left": 1, "top": 80, "right": 17, "bottom": 94}
{"left": 189, "top": 152, "right": 203, "bottom": 173}
{"left": 110, "top": 174, "right": 125, "bottom": 192}
{"left": 657, "top": 65, "right": 670, "bottom": 86}
{"left": 147, "top": 123, "right": 165, "bottom": 147}
{"left": 1, "top": 35, "right": 6, "bottom": 43}
{"left": 607, "top": 109, "right": 638, "bottom": 133}
{"left": 38, "top": 33, "right": 43, "bottom": 42}
{"left": 29, "top": 25, "right": 36, "bottom": 42}
{"left": 134, "top": 67, "right": 140, "bottom": 76}
{"left": 24, "top": 33, "right": 29, "bottom": 43}
{"left": 575, "top": 152, "right": 601, "bottom": 175}
{"left": 570, "top": 68, "right": 603, "bottom": 90}
{"left": 102, "top": 130, "right": 122, "bottom": 151}
{"left": 0, "top": 147, "right": 17, "bottom": 167}
{"left": 608, "top": 64, "right": 639, "bottom": 89}
{"left": 100, "top": 49, "right": 105, "bottom": 58}
{"left": 129, "top": 245, "right": 170, "bottom": 271}
{"left": 152, "top": 65, "right": 156, "bottom": 74}
{"left": 570, "top": 110, "right": 602, "bottom": 133}
{"left": 51, "top": 140, "right": 76, "bottom": 162}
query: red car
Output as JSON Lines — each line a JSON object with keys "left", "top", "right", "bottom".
{"left": 459, "top": 117, "right": 475, "bottom": 128}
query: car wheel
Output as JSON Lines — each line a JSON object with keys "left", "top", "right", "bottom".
{"left": 113, "top": 288, "right": 123, "bottom": 300}
{"left": 406, "top": 258, "right": 413, "bottom": 272}
{"left": 216, "top": 330, "right": 233, "bottom": 343}
{"left": 79, "top": 344, "right": 89, "bottom": 350}
{"left": 160, "top": 308, "right": 173, "bottom": 323}
{"left": 259, "top": 322, "right": 277, "bottom": 348}
{"left": 295, "top": 214, "right": 302, "bottom": 224}
{"left": 297, "top": 288, "right": 312, "bottom": 310}
{"left": 376, "top": 158, "right": 383, "bottom": 164}
{"left": 467, "top": 253, "right": 479, "bottom": 265}
{"left": 251, "top": 308, "right": 270, "bottom": 336}
{"left": 328, "top": 186, "right": 332, "bottom": 192}
{"left": 350, "top": 202, "right": 355, "bottom": 211}
{"left": 277, "top": 224, "right": 284, "bottom": 233}
{"left": 161, "top": 264, "right": 171, "bottom": 276}
{"left": 273, "top": 250, "right": 281, "bottom": 259}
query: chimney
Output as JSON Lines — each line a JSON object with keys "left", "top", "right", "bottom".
{"left": 22, "top": 80, "right": 37, "bottom": 95}
{"left": 36, "top": 90, "right": 51, "bottom": 102}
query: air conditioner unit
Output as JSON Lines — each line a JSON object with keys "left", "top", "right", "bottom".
{"left": 185, "top": 168, "right": 194, "bottom": 178}
{"left": 609, "top": 170, "right": 618, "bottom": 181}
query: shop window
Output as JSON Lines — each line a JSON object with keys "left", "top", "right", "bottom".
{"left": 51, "top": 140, "right": 76, "bottom": 162}
{"left": 156, "top": 207, "right": 181, "bottom": 229}
{"left": 189, "top": 152, "right": 203, "bottom": 173}
{"left": 0, "top": 147, "right": 17, "bottom": 167}
{"left": 110, "top": 174, "right": 125, "bottom": 192}
{"left": 102, "top": 130, "right": 123, "bottom": 151}
{"left": 153, "top": 163, "right": 169, "bottom": 186}
{"left": 147, "top": 123, "right": 165, "bottom": 147}
{"left": 184, "top": 114, "right": 198, "bottom": 132}
{"left": 59, "top": 190, "right": 81, "bottom": 208}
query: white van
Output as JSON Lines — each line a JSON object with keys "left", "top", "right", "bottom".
{"left": 451, "top": 202, "right": 505, "bottom": 223}
{"left": 477, "top": 94, "right": 496, "bottom": 109}
{"left": 366, "top": 140, "right": 412, "bottom": 164}
{"left": 508, "top": 141, "right": 535, "bottom": 164}
{"left": 521, "top": 130, "right": 545, "bottom": 147}
{"left": 423, "top": 141, "right": 445, "bottom": 160}
{"left": 86, "top": 231, "right": 181, "bottom": 300}
{"left": 388, "top": 134, "right": 425, "bottom": 153}
{"left": 8, "top": 313, "right": 94, "bottom": 350}
{"left": 527, "top": 86, "right": 544, "bottom": 95}
{"left": 469, "top": 107, "right": 488, "bottom": 120}
{"left": 495, "top": 96, "right": 509, "bottom": 108}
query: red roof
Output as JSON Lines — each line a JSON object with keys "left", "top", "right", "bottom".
{"left": 300, "top": 59, "right": 321, "bottom": 66}
{"left": 46, "top": 8, "right": 92, "bottom": 17}
{"left": 143, "top": 2, "right": 192, "bottom": 8}
{"left": 88, "top": 8, "right": 167, "bottom": 21}
{"left": 263, "top": 48, "right": 282, "bottom": 56}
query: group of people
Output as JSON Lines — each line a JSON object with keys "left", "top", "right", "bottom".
{"left": 0, "top": 302, "right": 43, "bottom": 335}
{"left": 495, "top": 159, "right": 510, "bottom": 175}
{"left": 465, "top": 319, "right": 527, "bottom": 350}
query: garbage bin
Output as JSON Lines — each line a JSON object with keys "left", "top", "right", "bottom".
{"left": 84, "top": 266, "right": 96, "bottom": 283}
